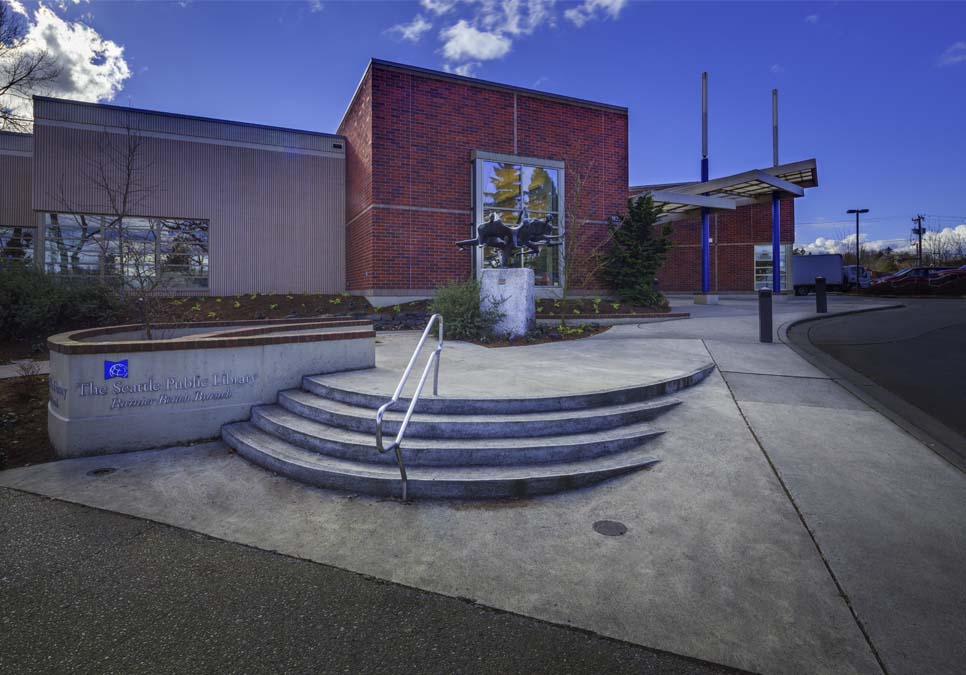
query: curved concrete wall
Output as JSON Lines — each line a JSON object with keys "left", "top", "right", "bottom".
{"left": 47, "top": 319, "right": 375, "bottom": 457}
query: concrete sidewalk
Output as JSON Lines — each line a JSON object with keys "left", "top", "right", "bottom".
{"left": 3, "top": 295, "right": 964, "bottom": 674}
{"left": 0, "top": 359, "right": 49, "bottom": 379}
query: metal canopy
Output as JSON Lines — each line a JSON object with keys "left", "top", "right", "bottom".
{"left": 631, "top": 158, "right": 818, "bottom": 221}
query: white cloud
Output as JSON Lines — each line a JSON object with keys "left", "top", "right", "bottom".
{"left": 387, "top": 14, "right": 432, "bottom": 43}
{"left": 496, "top": 0, "right": 555, "bottom": 36}
{"left": 0, "top": 4, "right": 131, "bottom": 126}
{"left": 54, "top": 0, "right": 90, "bottom": 11}
{"left": 421, "top": 0, "right": 457, "bottom": 15}
{"left": 387, "top": 0, "right": 628, "bottom": 76}
{"left": 6, "top": 0, "right": 29, "bottom": 16}
{"left": 799, "top": 234, "right": 912, "bottom": 256}
{"left": 439, "top": 20, "right": 512, "bottom": 61}
{"left": 804, "top": 14, "right": 819, "bottom": 24}
{"left": 770, "top": 63, "right": 784, "bottom": 74}
{"left": 308, "top": 0, "right": 323, "bottom": 12}
{"left": 938, "top": 41, "right": 966, "bottom": 67}
{"left": 564, "top": 0, "right": 627, "bottom": 28}
{"left": 444, "top": 61, "right": 481, "bottom": 77}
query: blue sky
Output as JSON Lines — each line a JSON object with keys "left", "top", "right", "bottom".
{"left": 6, "top": 0, "right": 966, "bottom": 250}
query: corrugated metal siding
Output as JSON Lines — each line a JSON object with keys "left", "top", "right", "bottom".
{"left": 0, "top": 131, "right": 33, "bottom": 154}
{"left": 32, "top": 118, "right": 345, "bottom": 295}
{"left": 34, "top": 98, "right": 343, "bottom": 153}
{"left": 0, "top": 133, "right": 33, "bottom": 228}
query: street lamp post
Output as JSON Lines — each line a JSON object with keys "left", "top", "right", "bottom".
{"left": 847, "top": 208, "right": 869, "bottom": 288}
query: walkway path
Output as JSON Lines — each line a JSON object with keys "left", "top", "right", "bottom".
{"left": 3, "top": 296, "right": 965, "bottom": 674}
{"left": 0, "top": 487, "right": 738, "bottom": 675}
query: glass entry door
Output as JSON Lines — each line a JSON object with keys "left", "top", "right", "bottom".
{"left": 754, "top": 244, "right": 791, "bottom": 291}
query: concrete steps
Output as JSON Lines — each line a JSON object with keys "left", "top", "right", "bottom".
{"left": 223, "top": 422, "right": 660, "bottom": 500}
{"left": 277, "top": 389, "right": 681, "bottom": 439}
{"left": 249, "top": 404, "right": 665, "bottom": 467}
{"left": 302, "top": 363, "right": 715, "bottom": 413}
{"left": 222, "top": 366, "right": 711, "bottom": 499}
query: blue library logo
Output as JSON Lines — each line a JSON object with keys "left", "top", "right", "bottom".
{"left": 104, "top": 360, "right": 129, "bottom": 380}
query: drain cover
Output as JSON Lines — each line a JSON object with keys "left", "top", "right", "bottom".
{"left": 86, "top": 467, "right": 117, "bottom": 477}
{"left": 593, "top": 520, "right": 627, "bottom": 536}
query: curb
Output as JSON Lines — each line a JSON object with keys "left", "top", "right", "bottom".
{"left": 780, "top": 304, "right": 966, "bottom": 474}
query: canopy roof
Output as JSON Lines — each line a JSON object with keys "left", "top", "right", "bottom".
{"left": 630, "top": 158, "right": 818, "bottom": 221}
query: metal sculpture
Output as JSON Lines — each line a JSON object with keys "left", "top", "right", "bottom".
{"left": 456, "top": 210, "right": 562, "bottom": 267}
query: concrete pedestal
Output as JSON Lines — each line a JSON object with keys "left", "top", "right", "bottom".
{"left": 481, "top": 268, "right": 535, "bottom": 338}
{"left": 694, "top": 293, "right": 719, "bottom": 305}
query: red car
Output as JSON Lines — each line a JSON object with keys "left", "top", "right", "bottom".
{"left": 930, "top": 265, "right": 966, "bottom": 288}
{"left": 872, "top": 267, "right": 955, "bottom": 289}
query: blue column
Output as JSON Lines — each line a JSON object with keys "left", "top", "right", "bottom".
{"left": 771, "top": 192, "right": 781, "bottom": 293}
{"left": 701, "top": 158, "right": 710, "bottom": 294}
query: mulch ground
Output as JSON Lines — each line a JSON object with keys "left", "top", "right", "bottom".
{"left": 535, "top": 297, "right": 667, "bottom": 318}
{"left": 0, "top": 339, "right": 48, "bottom": 365}
{"left": 150, "top": 293, "right": 428, "bottom": 323}
{"left": 0, "top": 374, "right": 57, "bottom": 470}
{"left": 484, "top": 323, "right": 611, "bottom": 347}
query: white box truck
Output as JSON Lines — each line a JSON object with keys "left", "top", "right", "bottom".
{"left": 792, "top": 254, "right": 846, "bottom": 295}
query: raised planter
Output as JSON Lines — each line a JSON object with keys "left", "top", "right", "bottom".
{"left": 47, "top": 318, "right": 375, "bottom": 458}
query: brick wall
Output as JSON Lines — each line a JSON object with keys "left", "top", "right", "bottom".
{"left": 656, "top": 198, "right": 795, "bottom": 292}
{"left": 339, "top": 61, "right": 628, "bottom": 295}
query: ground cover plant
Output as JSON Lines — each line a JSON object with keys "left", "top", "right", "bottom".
{"left": 0, "top": 263, "right": 121, "bottom": 361}
{"left": 534, "top": 297, "right": 671, "bottom": 317}
{"left": 430, "top": 279, "right": 505, "bottom": 342}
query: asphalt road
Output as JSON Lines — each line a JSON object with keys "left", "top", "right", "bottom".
{"left": 0, "top": 488, "right": 742, "bottom": 675}
{"left": 790, "top": 299, "right": 966, "bottom": 464}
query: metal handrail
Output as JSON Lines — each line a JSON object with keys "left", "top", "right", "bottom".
{"left": 375, "top": 314, "right": 443, "bottom": 501}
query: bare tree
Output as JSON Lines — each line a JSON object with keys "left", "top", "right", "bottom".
{"left": 53, "top": 118, "right": 168, "bottom": 337}
{"left": 0, "top": 2, "right": 60, "bottom": 131}
{"left": 923, "top": 225, "right": 954, "bottom": 266}
{"left": 558, "top": 152, "right": 614, "bottom": 324}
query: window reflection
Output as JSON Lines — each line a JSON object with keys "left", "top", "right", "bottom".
{"left": 0, "top": 226, "right": 35, "bottom": 262}
{"left": 43, "top": 213, "right": 209, "bottom": 289}
{"left": 478, "top": 159, "right": 562, "bottom": 286}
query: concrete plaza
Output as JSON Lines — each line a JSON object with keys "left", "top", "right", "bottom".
{"left": 3, "top": 296, "right": 965, "bottom": 674}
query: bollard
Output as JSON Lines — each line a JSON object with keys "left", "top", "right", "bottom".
{"left": 815, "top": 276, "right": 828, "bottom": 314}
{"left": 758, "top": 288, "right": 773, "bottom": 343}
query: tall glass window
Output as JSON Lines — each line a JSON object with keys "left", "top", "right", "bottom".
{"left": 474, "top": 154, "right": 564, "bottom": 287}
{"left": 0, "top": 226, "right": 35, "bottom": 262}
{"left": 754, "top": 244, "right": 791, "bottom": 291}
{"left": 43, "top": 213, "right": 209, "bottom": 289}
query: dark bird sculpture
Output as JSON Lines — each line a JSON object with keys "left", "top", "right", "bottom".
{"left": 457, "top": 210, "right": 562, "bottom": 267}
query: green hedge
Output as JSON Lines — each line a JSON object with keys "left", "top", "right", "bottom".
{"left": 0, "top": 263, "right": 121, "bottom": 341}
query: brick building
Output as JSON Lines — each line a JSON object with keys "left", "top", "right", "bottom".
{"left": 0, "top": 58, "right": 817, "bottom": 298}
{"left": 338, "top": 59, "right": 628, "bottom": 300}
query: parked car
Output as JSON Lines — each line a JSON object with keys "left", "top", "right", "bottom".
{"left": 871, "top": 267, "right": 955, "bottom": 290}
{"left": 929, "top": 265, "right": 966, "bottom": 287}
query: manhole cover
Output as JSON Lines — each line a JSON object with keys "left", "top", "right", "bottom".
{"left": 86, "top": 467, "right": 117, "bottom": 477}
{"left": 593, "top": 520, "right": 627, "bottom": 536}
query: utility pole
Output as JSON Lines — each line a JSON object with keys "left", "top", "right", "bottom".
{"left": 912, "top": 214, "right": 925, "bottom": 267}
{"left": 847, "top": 208, "right": 869, "bottom": 288}
{"left": 771, "top": 89, "right": 781, "bottom": 293}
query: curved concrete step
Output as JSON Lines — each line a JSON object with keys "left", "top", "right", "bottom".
{"left": 223, "top": 422, "right": 659, "bottom": 499}
{"left": 302, "top": 363, "right": 715, "bottom": 414}
{"left": 277, "top": 389, "right": 681, "bottom": 439}
{"left": 250, "top": 404, "right": 665, "bottom": 467}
